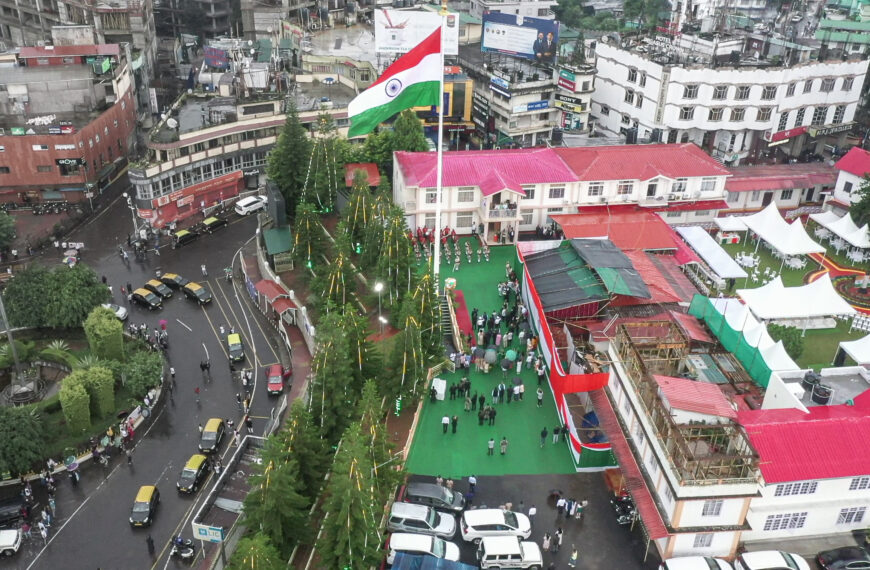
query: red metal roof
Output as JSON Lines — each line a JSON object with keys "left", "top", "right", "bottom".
{"left": 18, "top": 45, "right": 120, "bottom": 58}
{"left": 344, "top": 163, "right": 381, "bottom": 187}
{"left": 669, "top": 310, "right": 714, "bottom": 344}
{"left": 552, "top": 207, "right": 680, "bottom": 251}
{"left": 610, "top": 251, "right": 694, "bottom": 307}
{"left": 726, "top": 163, "right": 837, "bottom": 193}
{"left": 395, "top": 148, "right": 580, "bottom": 197}
{"left": 655, "top": 199, "right": 729, "bottom": 212}
{"left": 654, "top": 375, "right": 737, "bottom": 420}
{"left": 835, "top": 146, "right": 870, "bottom": 178}
{"left": 737, "top": 393, "right": 870, "bottom": 483}
{"left": 271, "top": 297, "right": 297, "bottom": 314}
{"left": 254, "top": 279, "right": 288, "bottom": 302}
{"left": 589, "top": 390, "right": 669, "bottom": 539}
{"left": 554, "top": 143, "right": 730, "bottom": 182}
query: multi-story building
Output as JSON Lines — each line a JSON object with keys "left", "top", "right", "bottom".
{"left": 0, "top": 44, "right": 136, "bottom": 203}
{"left": 816, "top": 19, "right": 870, "bottom": 59}
{"left": 555, "top": 63, "right": 595, "bottom": 132}
{"left": 468, "top": 0, "right": 557, "bottom": 20}
{"left": 723, "top": 162, "right": 836, "bottom": 215}
{"left": 592, "top": 38, "right": 868, "bottom": 166}
{"left": 239, "top": 0, "right": 314, "bottom": 40}
{"left": 153, "top": 0, "right": 231, "bottom": 39}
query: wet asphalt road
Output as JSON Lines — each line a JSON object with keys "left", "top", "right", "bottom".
{"left": 5, "top": 194, "right": 286, "bottom": 570}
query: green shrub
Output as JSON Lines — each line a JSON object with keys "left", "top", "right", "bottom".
{"left": 123, "top": 350, "right": 163, "bottom": 398}
{"left": 83, "top": 307, "right": 124, "bottom": 362}
{"left": 83, "top": 367, "right": 115, "bottom": 418}
{"left": 59, "top": 376, "right": 90, "bottom": 433}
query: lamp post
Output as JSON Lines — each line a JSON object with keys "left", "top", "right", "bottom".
{"left": 122, "top": 192, "right": 138, "bottom": 239}
{"left": 374, "top": 282, "right": 384, "bottom": 333}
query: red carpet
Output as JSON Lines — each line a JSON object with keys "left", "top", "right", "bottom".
{"left": 807, "top": 252, "right": 870, "bottom": 315}
{"left": 452, "top": 290, "right": 474, "bottom": 342}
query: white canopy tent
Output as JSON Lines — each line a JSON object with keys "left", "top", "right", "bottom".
{"left": 710, "top": 297, "right": 800, "bottom": 372}
{"left": 676, "top": 226, "right": 748, "bottom": 279}
{"left": 714, "top": 216, "right": 748, "bottom": 232}
{"left": 809, "top": 210, "right": 870, "bottom": 249}
{"left": 838, "top": 334, "right": 870, "bottom": 365}
{"left": 740, "top": 203, "right": 825, "bottom": 256}
{"left": 736, "top": 273, "right": 856, "bottom": 320}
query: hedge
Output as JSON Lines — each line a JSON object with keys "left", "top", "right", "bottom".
{"left": 59, "top": 376, "right": 90, "bottom": 433}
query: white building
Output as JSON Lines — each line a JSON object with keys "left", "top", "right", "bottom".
{"left": 592, "top": 39, "right": 869, "bottom": 166}
{"left": 555, "top": 63, "right": 596, "bottom": 132}
{"left": 469, "top": 0, "right": 556, "bottom": 20}
{"left": 723, "top": 162, "right": 837, "bottom": 215}
{"left": 826, "top": 146, "right": 870, "bottom": 214}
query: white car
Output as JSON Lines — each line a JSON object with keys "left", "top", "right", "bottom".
{"left": 0, "top": 529, "right": 22, "bottom": 557}
{"left": 661, "top": 556, "right": 733, "bottom": 570}
{"left": 101, "top": 303, "right": 128, "bottom": 321}
{"left": 734, "top": 550, "right": 811, "bottom": 570}
{"left": 460, "top": 508, "right": 532, "bottom": 543}
{"left": 234, "top": 195, "right": 267, "bottom": 215}
{"left": 385, "top": 533, "right": 460, "bottom": 565}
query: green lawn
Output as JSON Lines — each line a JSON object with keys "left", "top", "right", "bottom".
{"left": 721, "top": 241, "right": 815, "bottom": 287}
{"left": 797, "top": 319, "right": 865, "bottom": 370}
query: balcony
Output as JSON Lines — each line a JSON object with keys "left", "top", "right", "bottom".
{"left": 483, "top": 207, "right": 521, "bottom": 220}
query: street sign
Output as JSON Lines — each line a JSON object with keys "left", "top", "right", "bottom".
{"left": 192, "top": 523, "right": 224, "bottom": 543}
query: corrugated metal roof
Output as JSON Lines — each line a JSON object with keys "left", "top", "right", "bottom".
{"left": 835, "top": 146, "right": 870, "bottom": 178}
{"left": 654, "top": 375, "right": 737, "bottom": 420}
{"left": 552, "top": 208, "right": 679, "bottom": 251}
{"left": 254, "top": 279, "right": 288, "bottom": 301}
{"left": 19, "top": 44, "right": 120, "bottom": 58}
{"left": 737, "top": 392, "right": 870, "bottom": 483}
{"left": 554, "top": 143, "right": 730, "bottom": 182}
{"left": 726, "top": 162, "right": 838, "bottom": 192}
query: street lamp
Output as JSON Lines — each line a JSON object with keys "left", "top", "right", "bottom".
{"left": 374, "top": 282, "right": 384, "bottom": 333}
{"left": 122, "top": 192, "right": 138, "bottom": 238}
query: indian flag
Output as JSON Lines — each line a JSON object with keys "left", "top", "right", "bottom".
{"left": 347, "top": 27, "right": 442, "bottom": 137}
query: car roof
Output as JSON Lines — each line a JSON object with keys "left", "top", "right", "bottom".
{"left": 663, "top": 557, "right": 733, "bottom": 570}
{"left": 739, "top": 551, "right": 807, "bottom": 569}
{"left": 203, "top": 217, "right": 222, "bottom": 224}
{"left": 204, "top": 418, "right": 223, "bottom": 431}
{"left": 463, "top": 508, "right": 508, "bottom": 524}
{"left": 186, "top": 282, "right": 203, "bottom": 290}
{"left": 480, "top": 535, "right": 522, "bottom": 554}
{"left": 389, "top": 533, "right": 435, "bottom": 550}
{"left": 133, "top": 288, "right": 153, "bottom": 296}
{"left": 135, "top": 486, "right": 156, "bottom": 502}
{"left": 163, "top": 272, "right": 181, "bottom": 279}
{"left": 391, "top": 502, "right": 430, "bottom": 518}
{"left": 267, "top": 364, "right": 283, "bottom": 375}
{"left": 185, "top": 454, "right": 207, "bottom": 470}
{"left": 175, "top": 230, "right": 191, "bottom": 237}
{"left": 228, "top": 333, "right": 241, "bottom": 343}
{"left": 146, "top": 279, "right": 163, "bottom": 286}
{"left": 237, "top": 195, "right": 262, "bottom": 205}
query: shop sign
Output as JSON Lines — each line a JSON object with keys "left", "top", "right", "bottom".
{"left": 48, "top": 126, "right": 61, "bottom": 135}
{"left": 10, "top": 127, "right": 25, "bottom": 136}
{"left": 177, "top": 195, "right": 195, "bottom": 207}
{"left": 558, "top": 69, "right": 576, "bottom": 90}
{"left": 808, "top": 122, "right": 854, "bottom": 137}
{"left": 243, "top": 169, "right": 260, "bottom": 176}
{"left": 54, "top": 144, "right": 76, "bottom": 150}
{"left": 60, "top": 125, "right": 76, "bottom": 134}
{"left": 768, "top": 126, "right": 807, "bottom": 143}
{"left": 55, "top": 157, "right": 86, "bottom": 166}
{"left": 513, "top": 100, "right": 549, "bottom": 113}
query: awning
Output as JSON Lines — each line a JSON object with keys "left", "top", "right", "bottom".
{"left": 254, "top": 279, "right": 288, "bottom": 302}
{"left": 263, "top": 227, "right": 292, "bottom": 255}
{"left": 736, "top": 273, "right": 856, "bottom": 320}
{"left": 715, "top": 216, "right": 748, "bottom": 232}
{"left": 59, "top": 187, "right": 85, "bottom": 192}
{"left": 726, "top": 178, "right": 802, "bottom": 192}
{"left": 41, "top": 190, "right": 62, "bottom": 200}
{"left": 658, "top": 199, "right": 728, "bottom": 212}
{"left": 839, "top": 333, "right": 870, "bottom": 364}
{"left": 740, "top": 203, "right": 825, "bottom": 256}
{"left": 676, "top": 226, "right": 748, "bottom": 279}
{"left": 809, "top": 210, "right": 870, "bottom": 248}
{"left": 97, "top": 163, "right": 115, "bottom": 179}
{"left": 271, "top": 297, "right": 297, "bottom": 314}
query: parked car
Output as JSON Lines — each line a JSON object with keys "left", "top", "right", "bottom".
{"left": 266, "top": 363, "right": 291, "bottom": 395}
{"left": 401, "top": 482, "right": 465, "bottom": 513}
{"left": 817, "top": 546, "right": 870, "bottom": 570}
{"left": 660, "top": 557, "right": 734, "bottom": 570}
{"left": 460, "top": 508, "right": 531, "bottom": 543}
{"left": 734, "top": 551, "right": 811, "bottom": 570}
{"left": 144, "top": 279, "right": 173, "bottom": 299}
{"left": 227, "top": 333, "right": 245, "bottom": 362}
{"left": 202, "top": 216, "right": 228, "bottom": 234}
{"left": 101, "top": 303, "right": 128, "bottom": 321}
{"left": 477, "top": 536, "right": 543, "bottom": 569}
{"left": 0, "top": 496, "right": 23, "bottom": 528}
{"left": 0, "top": 529, "right": 22, "bottom": 557}
{"left": 160, "top": 273, "right": 190, "bottom": 288}
{"left": 172, "top": 229, "right": 198, "bottom": 249}
{"left": 385, "top": 533, "right": 460, "bottom": 565}
{"left": 182, "top": 282, "right": 212, "bottom": 304}
{"left": 130, "top": 288, "right": 162, "bottom": 310}
{"left": 234, "top": 195, "right": 267, "bottom": 215}
{"left": 198, "top": 418, "right": 225, "bottom": 453}
{"left": 129, "top": 485, "right": 160, "bottom": 527}
{"left": 387, "top": 502, "right": 457, "bottom": 539}
{"left": 177, "top": 454, "right": 210, "bottom": 494}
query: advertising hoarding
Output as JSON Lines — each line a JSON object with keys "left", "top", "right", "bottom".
{"left": 203, "top": 47, "right": 229, "bottom": 69}
{"left": 481, "top": 13, "right": 560, "bottom": 64}
{"left": 374, "top": 10, "right": 459, "bottom": 55}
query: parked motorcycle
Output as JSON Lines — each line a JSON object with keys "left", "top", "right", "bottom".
{"left": 170, "top": 536, "right": 196, "bottom": 563}
{"left": 610, "top": 495, "right": 636, "bottom": 526}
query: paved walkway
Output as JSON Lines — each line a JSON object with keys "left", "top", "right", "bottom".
{"left": 808, "top": 252, "right": 870, "bottom": 315}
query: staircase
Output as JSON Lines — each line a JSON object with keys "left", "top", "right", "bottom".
{"left": 440, "top": 293, "right": 454, "bottom": 350}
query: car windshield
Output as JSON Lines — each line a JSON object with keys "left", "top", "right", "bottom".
{"left": 440, "top": 488, "right": 454, "bottom": 503}
{"left": 503, "top": 511, "right": 518, "bottom": 528}
{"left": 132, "top": 501, "right": 150, "bottom": 513}
{"left": 146, "top": 293, "right": 159, "bottom": 303}
{"left": 201, "top": 432, "right": 217, "bottom": 442}
{"left": 427, "top": 508, "right": 437, "bottom": 527}
{"left": 195, "top": 289, "right": 208, "bottom": 298}
{"left": 180, "top": 469, "right": 196, "bottom": 483}
{"left": 431, "top": 537, "right": 444, "bottom": 558}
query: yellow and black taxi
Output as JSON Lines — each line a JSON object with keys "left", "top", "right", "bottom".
{"left": 226, "top": 333, "right": 245, "bottom": 362}
{"left": 182, "top": 282, "right": 212, "bottom": 304}
{"left": 176, "top": 454, "right": 210, "bottom": 494}
{"left": 202, "top": 216, "right": 228, "bottom": 234}
{"left": 129, "top": 485, "right": 160, "bottom": 527}
{"left": 144, "top": 279, "right": 173, "bottom": 299}
{"left": 198, "top": 418, "right": 225, "bottom": 453}
{"left": 172, "top": 229, "right": 199, "bottom": 249}
{"left": 131, "top": 288, "right": 162, "bottom": 310}
{"left": 160, "top": 273, "right": 190, "bottom": 289}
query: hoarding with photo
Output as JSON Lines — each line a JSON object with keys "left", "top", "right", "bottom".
{"left": 481, "top": 13, "right": 560, "bottom": 63}
{"left": 374, "top": 10, "right": 459, "bottom": 55}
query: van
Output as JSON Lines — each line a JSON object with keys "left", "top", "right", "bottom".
{"left": 234, "top": 195, "right": 267, "bottom": 215}
{"left": 476, "top": 536, "right": 543, "bottom": 569}
{"left": 172, "top": 229, "right": 198, "bottom": 249}
{"left": 385, "top": 533, "right": 460, "bottom": 565}
{"left": 734, "top": 551, "right": 811, "bottom": 570}
{"left": 402, "top": 482, "right": 465, "bottom": 513}
{"left": 460, "top": 508, "right": 531, "bottom": 543}
{"left": 387, "top": 502, "right": 456, "bottom": 539}
{"left": 660, "top": 557, "right": 734, "bottom": 570}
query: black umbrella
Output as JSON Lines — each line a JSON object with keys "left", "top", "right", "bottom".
{"left": 473, "top": 347, "right": 486, "bottom": 358}
{"left": 500, "top": 358, "right": 512, "bottom": 371}
{"left": 512, "top": 376, "right": 523, "bottom": 386}
{"left": 520, "top": 321, "right": 531, "bottom": 332}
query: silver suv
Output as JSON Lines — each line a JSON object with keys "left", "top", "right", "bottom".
{"left": 387, "top": 502, "right": 457, "bottom": 539}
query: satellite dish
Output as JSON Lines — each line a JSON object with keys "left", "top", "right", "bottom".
{"left": 167, "top": 118, "right": 178, "bottom": 129}
{"left": 267, "top": 26, "right": 273, "bottom": 33}
{"left": 248, "top": 40, "right": 253, "bottom": 46}
{"left": 250, "top": 49, "right": 256, "bottom": 55}
{"left": 187, "top": 88, "right": 193, "bottom": 94}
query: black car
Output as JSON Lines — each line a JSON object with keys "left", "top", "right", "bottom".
{"left": 144, "top": 279, "right": 173, "bottom": 299}
{"left": 202, "top": 216, "right": 228, "bottom": 234}
{"left": 182, "top": 282, "right": 212, "bottom": 304}
{"left": 129, "top": 486, "right": 160, "bottom": 527}
{"left": 131, "top": 288, "right": 162, "bottom": 310}
{"left": 160, "top": 273, "right": 190, "bottom": 289}
{"left": 0, "top": 496, "right": 23, "bottom": 528}
{"left": 172, "top": 230, "right": 198, "bottom": 249}
{"left": 818, "top": 546, "right": 870, "bottom": 570}
{"left": 176, "top": 454, "right": 210, "bottom": 494}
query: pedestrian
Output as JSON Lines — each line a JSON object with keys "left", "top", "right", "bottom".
{"left": 244, "top": 396, "right": 250, "bottom": 414}
{"left": 555, "top": 528, "right": 563, "bottom": 552}
{"left": 442, "top": 415, "right": 449, "bottom": 434}
{"left": 201, "top": 264, "right": 208, "bottom": 277}
{"left": 557, "top": 496, "right": 566, "bottom": 516}
{"left": 489, "top": 407, "right": 497, "bottom": 426}
{"left": 468, "top": 474, "right": 477, "bottom": 492}
{"left": 41, "top": 507, "right": 51, "bottom": 527}
{"left": 146, "top": 534, "right": 155, "bottom": 556}
{"left": 478, "top": 393, "right": 485, "bottom": 410}
{"left": 553, "top": 426, "right": 560, "bottom": 444}
{"left": 540, "top": 427, "right": 548, "bottom": 447}
{"left": 236, "top": 393, "right": 242, "bottom": 410}
{"left": 537, "top": 387, "right": 544, "bottom": 407}
{"left": 37, "top": 521, "right": 48, "bottom": 543}
{"left": 542, "top": 532, "right": 551, "bottom": 553}
{"left": 500, "top": 436, "right": 509, "bottom": 455}
{"left": 246, "top": 417, "right": 254, "bottom": 434}
{"left": 198, "top": 423, "right": 203, "bottom": 434}
{"left": 126, "top": 448, "right": 133, "bottom": 464}
{"left": 568, "top": 546, "right": 579, "bottom": 568}
{"left": 449, "top": 383, "right": 456, "bottom": 400}
{"left": 446, "top": 478, "right": 454, "bottom": 490}
{"left": 170, "top": 366, "right": 176, "bottom": 382}
{"left": 451, "top": 415, "right": 458, "bottom": 434}
{"left": 48, "top": 496, "right": 55, "bottom": 516}
{"left": 436, "top": 475, "right": 443, "bottom": 486}
{"left": 233, "top": 430, "right": 241, "bottom": 446}
{"left": 487, "top": 438, "right": 495, "bottom": 456}
{"left": 478, "top": 408, "right": 485, "bottom": 426}
{"left": 464, "top": 395, "right": 472, "bottom": 412}
{"left": 21, "top": 521, "right": 31, "bottom": 539}
{"left": 528, "top": 504, "right": 537, "bottom": 525}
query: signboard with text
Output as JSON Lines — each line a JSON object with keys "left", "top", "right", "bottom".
{"left": 558, "top": 69, "right": 576, "bottom": 90}
{"left": 513, "top": 100, "right": 550, "bottom": 113}
{"left": 481, "top": 13, "right": 560, "bottom": 64}
{"left": 808, "top": 122, "right": 854, "bottom": 137}
{"left": 767, "top": 126, "right": 807, "bottom": 143}
{"left": 375, "top": 10, "right": 459, "bottom": 55}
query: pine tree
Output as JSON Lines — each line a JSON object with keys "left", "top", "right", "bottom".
{"left": 283, "top": 400, "right": 329, "bottom": 500}
{"left": 316, "top": 422, "right": 384, "bottom": 570}
{"left": 302, "top": 112, "right": 342, "bottom": 212}
{"left": 227, "top": 533, "right": 284, "bottom": 570}
{"left": 266, "top": 103, "right": 311, "bottom": 217}
{"left": 344, "top": 169, "right": 371, "bottom": 248}
{"left": 337, "top": 305, "right": 380, "bottom": 393}
{"left": 318, "top": 222, "right": 356, "bottom": 312}
{"left": 385, "top": 315, "right": 427, "bottom": 403}
{"left": 392, "top": 109, "right": 429, "bottom": 153}
{"left": 309, "top": 311, "right": 356, "bottom": 444}
{"left": 401, "top": 269, "right": 443, "bottom": 358}
{"left": 374, "top": 205, "right": 415, "bottom": 309}
{"left": 357, "top": 380, "right": 404, "bottom": 503}
{"left": 292, "top": 201, "right": 325, "bottom": 269}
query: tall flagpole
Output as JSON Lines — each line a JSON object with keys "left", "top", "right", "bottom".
{"left": 433, "top": 1, "right": 447, "bottom": 293}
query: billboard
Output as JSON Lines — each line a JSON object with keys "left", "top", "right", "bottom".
{"left": 481, "top": 13, "right": 560, "bottom": 64}
{"left": 203, "top": 47, "right": 229, "bottom": 69}
{"left": 374, "top": 10, "right": 459, "bottom": 55}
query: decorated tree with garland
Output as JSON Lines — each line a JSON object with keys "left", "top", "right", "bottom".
{"left": 337, "top": 304, "right": 381, "bottom": 393}
{"left": 283, "top": 400, "right": 329, "bottom": 500}
{"left": 344, "top": 169, "right": 371, "bottom": 250}
{"left": 308, "top": 311, "right": 356, "bottom": 444}
{"left": 384, "top": 315, "right": 427, "bottom": 404}
{"left": 292, "top": 201, "right": 325, "bottom": 269}
{"left": 317, "top": 222, "right": 356, "bottom": 313}
{"left": 266, "top": 103, "right": 312, "bottom": 217}
{"left": 373, "top": 205, "right": 415, "bottom": 309}
{"left": 301, "top": 112, "right": 342, "bottom": 213}
{"left": 357, "top": 380, "right": 404, "bottom": 501}
{"left": 400, "top": 269, "right": 443, "bottom": 358}
{"left": 359, "top": 177, "right": 395, "bottom": 271}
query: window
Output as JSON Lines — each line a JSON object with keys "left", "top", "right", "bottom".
{"left": 62, "top": 56, "right": 75, "bottom": 64}
{"left": 548, "top": 185, "right": 565, "bottom": 199}
{"left": 666, "top": 211, "right": 681, "bottom": 218}
{"left": 600, "top": 105, "right": 609, "bottom": 116}
{"left": 694, "top": 210, "right": 710, "bottom": 217}
{"left": 693, "top": 534, "right": 713, "bottom": 549}
{"left": 624, "top": 89, "right": 634, "bottom": 104}
{"left": 663, "top": 486, "right": 674, "bottom": 504}
{"left": 520, "top": 211, "right": 533, "bottom": 225}
{"left": 843, "top": 77, "right": 855, "bottom": 91}
{"left": 730, "top": 108, "right": 746, "bottom": 121}
{"left": 778, "top": 112, "right": 789, "bottom": 131}
{"left": 781, "top": 189, "right": 794, "bottom": 200}
{"left": 424, "top": 189, "right": 437, "bottom": 204}
{"left": 537, "top": 7, "right": 549, "bottom": 15}
{"left": 672, "top": 178, "right": 688, "bottom": 194}
{"left": 845, "top": 182, "right": 854, "bottom": 195}
{"left": 701, "top": 500, "right": 723, "bottom": 517}
{"left": 679, "top": 107, "right": 694, "bottom": 120}
{"left": 457, "top": 188, "right": 474, "bottom": 203}
{"left": 795, "top": 107, "right": 805, "bottom": 126}
{"left": 700, "top": 178, "right": 716, "bottom": 193}
{"left": 621, "top": 114, "right": 631, "bottom": 125}
{"left": 546, "top": 207, "right": 563, "bottom": 214}
{"left": 521, "top": 185, "right": 535, "bottom": 200}
{"left": 850, "top": 476, "right": 870, "bottom": 490}
{"left": 763, "top": 512, "right": 807, "bottom": 531}
{"left": 757, "top": 107, "right": 773, "bottom": 122}
{"left": 639, "top": 72, "right": 647, "bottom": 87}
{"left": 838, "top": 507, "right": 866, "bottom": 524}
{"left": 0, "top": 167, "right": 9, "bottom": 174}
{"left": 633, "top": 421, "right": 643, "bottom": 441}
{"left": 646, "top": 180, "right": 658, "bottom": 197}
{"left": 811, "top": 106, "right": 828, "bottom": 126}
{"left": 834, "top": 105, "right": 846, "bottom": 125}
{"left": 456, "top": 212, "right": 473, "bottom": 228}
{"left": 709, "top": 108, "right": 724, "bottom": 121}
{"left": 735, "top": 86, "right": 750, "bottom": 100}
{"left": 683, "top": 84, "right": 699, "bottom": 99}
{"left": 751, "top": 190, "right": 761, "bottom": 202}
{"left": 424, "top": 214, "right": 435, "bottom": 229}
{"left": 803, "top": 79, "right": 813, "bottom": 94}
{"left": 821, "top": 78, "right": 835, "bottom": 92}
{"left": 37, "top": 165, "right": 53, "bottom": 173}
{"left": 635, "top": 96, "right": 643, "bottom": 109}
{"left": 646, "top": 453, "right": 658, "bottom": 475}
{"left": 786, "top": 82, "right": 796, "bottom": 97}
{"left": 617, "top": 180, "right": 634, "bottom": 195}
{"left": 713, "top": 85, "right": 728, "bottom": 100}
{"left": 774, "top": 481, "right": 817, "bottom": 496}
{"left": 627, "top": 68, "right": 637, "bottom": 83}
{"left": 761, "top": 85, "right": 777, "bottom": 100}
{"left": 587, "top": 182, "right": 604, "bottom": 197}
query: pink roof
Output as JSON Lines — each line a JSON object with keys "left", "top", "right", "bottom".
{"left": 726, "top": 163, "right": 837, "bottom": 192}
{"left": 835, "top": 146, "right": 870, "bottom": 178}
{"left": 18, "top": 45, "right": 120, "bottom": 58}
{"left": 552, "top": 207, "right": 679, "bottom": 250}
{"left": 737, "top": 392, "right": 870, "bottom": 483}
{"left": 555, "top": 143, "right": 730, "bottom": 181}
{"left": 654, "top": 375, "right": 737, "bottom": 420}
{"left": 394, "top": 148, "right": 579, "bottom": 197}
{"left": 254, "top": 280, "right": 288, "bottom": 302}
{"left": 344, "top": 163, "right": 381, "bottom": 187}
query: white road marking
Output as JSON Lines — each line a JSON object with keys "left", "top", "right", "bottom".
{"left": 176, "top": 318, "right": 192, "bottom": 332}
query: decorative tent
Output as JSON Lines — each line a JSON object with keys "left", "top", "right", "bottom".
{"left": 676, "top": 226, "right": 748, "bottom": 279}
{"left": 740, "top": 203, "right": 825, "bottom": 256}
{"left": 838, "top": 334, "right": 870, "bottom": 365}
{"left": 809, "top": 210, "right": 870, "bottom": 249}
{"left": 714, "top": 216, "right": 748, "bottom": 232}
{"left": 736, "top": 274, "right": 856, "bottom": 320}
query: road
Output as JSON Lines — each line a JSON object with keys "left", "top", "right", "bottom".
{"left": 9, "top": 195, "right": 288, "bottom": 569}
